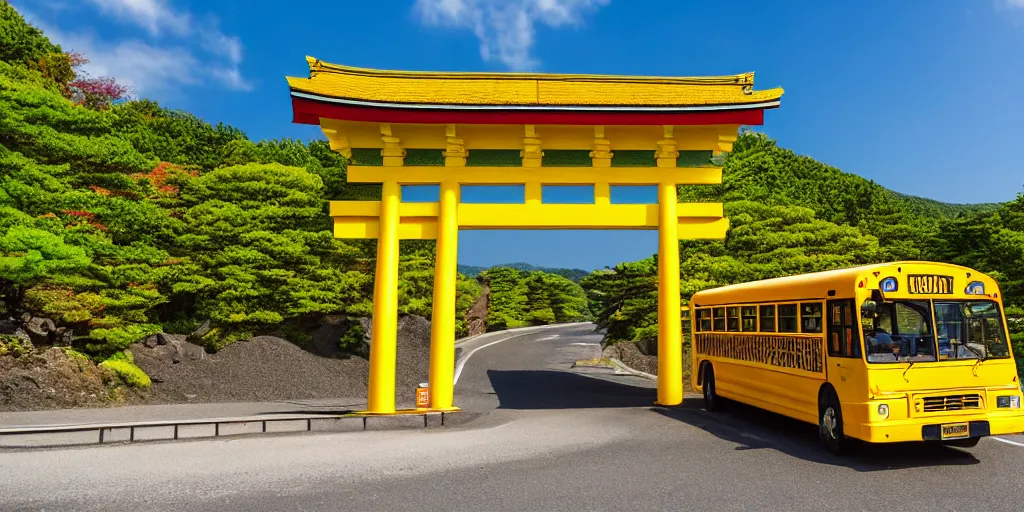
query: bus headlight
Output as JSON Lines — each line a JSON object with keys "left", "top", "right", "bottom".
{"left": 878, "top": 404, "right": 890, "bottom": 418}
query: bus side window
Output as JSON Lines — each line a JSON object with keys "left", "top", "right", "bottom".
{"left": 697, "top": 309, "right": 712, "bottom": 332}
{"left": 726, "top": 307, "right": 740, "bottom": 332}
{"left": 759, "top": 305, "right": 776, "bottom": 332}
{"left": 801, "top": 303, "right": 823, "bottom": 333}
{"left": 828, "top": 300, "right": 860, "bottom": 358}
{"left": 713, "top": 307, "right": 725, "bottom": 331}
{"left": 778, "top": 304, "right": 798, "bottom": 333}
{"left": 741, "top": 306, "right": 757, "bottom": 332}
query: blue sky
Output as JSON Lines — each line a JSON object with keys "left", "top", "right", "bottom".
{"left": 17, "top": 0, "right": 1024, "bottom": 271}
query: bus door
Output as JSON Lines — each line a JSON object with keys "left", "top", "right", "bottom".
{"left": 826, "top": 299, "right": 865, "bottom": 404}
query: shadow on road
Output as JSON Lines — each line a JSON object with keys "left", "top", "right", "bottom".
{"left": 488, "top": 369, "right": 656, "bottom": 409}
{"left": 488, "top": 365, "right": 981, "bottom": 471}
{"left": 654, "top": 399, "right": 981, "bottom": 472}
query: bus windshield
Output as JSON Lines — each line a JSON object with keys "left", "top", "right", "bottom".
{"left": 934, "top": 300, "right": 1011, "bottom": 360}
{"left": 862, "top": 299, "right": 1012, "bottom": 363}
{"left": 863, "top": 300, "right": 937, "bottom": 363}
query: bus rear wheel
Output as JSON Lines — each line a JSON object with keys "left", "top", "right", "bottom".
{"left": 702, "top": 364, "right": 721, "bottom": 412}
{"left": 818, "top": 389, "right": 848, "bottom": 455}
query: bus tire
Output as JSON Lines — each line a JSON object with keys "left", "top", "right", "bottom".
{"left": 818, "top": 388, "right": 848, "bottom": 455}
{"left": 703, "top": 364, "right": 721, "bottom": 412}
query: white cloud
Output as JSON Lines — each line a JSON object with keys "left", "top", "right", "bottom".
{"left": 13, "top": 1, "right": 251, "bottom": 96}
{"left": 82, "top": 0, "right": 190, "bottom": 37}
{"left": 413, "top": 0, "right": 610, "bottom": 71}
{"left": 1001, "top": 0, "right": 1024, "bottom": 8}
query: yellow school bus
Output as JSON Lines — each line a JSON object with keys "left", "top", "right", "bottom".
{"left": 689, "top": 261, "right": 1024, "bottom": 453}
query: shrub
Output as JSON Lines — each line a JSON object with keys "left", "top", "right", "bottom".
{"left": 99, "top": 358, "right": 151, "bottom": 388}
{"left": 0, "top": 335, "right": 28, "bottom": 357}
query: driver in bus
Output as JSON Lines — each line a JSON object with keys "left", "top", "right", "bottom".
{"left": 867, "top": 326, "right": 895, "bottom": 358}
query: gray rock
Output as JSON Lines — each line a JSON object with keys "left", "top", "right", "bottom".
{"left": 156, "top": 333, "right": 172, "bottom": 346}
{"left": 192, "top": 320, "right": 212, "bottom": 338}
{"left": 359, "top": 317, "right": 373, "bottom": 343}
{"left": 172, "top": 356, "right": 182, "bottom": 364}
{"left": 53, "top": 327, "right": 73, "bottom": 345}
{"left": 142, "top": 336, "right": 158, "bottom": 349}
{"left": 12, "top": 328, "right": 33, "bottom": 350}
{"left": 0, "top": 317, "right": 19, "bottom": 335}
{"left": 172, "top": 339, "right": 206, "bottom": 361}
{"left": 24, "top": 316, "right": 56, "bottom": 344}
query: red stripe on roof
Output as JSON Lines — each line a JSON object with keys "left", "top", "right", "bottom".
{"left": 290, "top": 97, "right": 768, "bottom": 126}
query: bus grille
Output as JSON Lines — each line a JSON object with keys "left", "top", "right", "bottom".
{"left": 922, "top": 394, "right": 982, "bottom": 412}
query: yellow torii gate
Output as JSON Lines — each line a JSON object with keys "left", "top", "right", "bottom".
{"left": 287, "top": 57, "right": 783, "bottom": 414}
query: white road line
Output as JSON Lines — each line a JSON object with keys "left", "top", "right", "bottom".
{"left": 453, "top": 332, "right": 537, "bottom": 385}
{"left": 568, "top": 342, "right": 597, "bottom": 346}
{"left": 992, "top": 436, "right": 1024, "bottom": 447}
{"left": 535, "top": 335, "right": 560, "bottom": 341}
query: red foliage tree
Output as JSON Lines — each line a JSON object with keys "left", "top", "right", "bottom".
{"left": 64, "top": 52, "right": 132, "bottom": 110}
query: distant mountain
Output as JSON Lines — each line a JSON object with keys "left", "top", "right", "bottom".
{"left": 458, "top": 262, "right": 590, "bottom": 282}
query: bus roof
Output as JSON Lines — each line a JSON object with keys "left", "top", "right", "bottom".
{"left": 689, "top": 261, "right": 986, "bottom": 306}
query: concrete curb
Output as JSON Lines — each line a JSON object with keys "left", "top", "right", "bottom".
{"left": 0, "top": 411, "right": 454, "bottom": 450}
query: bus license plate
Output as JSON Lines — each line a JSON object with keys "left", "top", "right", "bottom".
{"left": 941, "top": 422, "right": 970, "bottom": 440}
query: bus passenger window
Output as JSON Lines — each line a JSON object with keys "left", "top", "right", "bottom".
{"left": 713, "top": 307, "right": 725, "bottom": 331}
{"left": 801, "top": 303, "right": 823, "bottom": 333}
{"left": 726, "top": 307, "right": 740, "bottom": 332}
{"left": 778, "top": 305, "right": 798, "bottom": 333}
{"left": 759, "top": 305, "right": 776, "bottom": 332}
{"left": 697, "top": 309, "right": 712, "bottom": 332}
{"left": 741, "top": 306, "right": 757, "bottom": 332}
{"left": 828, "top": 300, "right": 860, "bottom": 358}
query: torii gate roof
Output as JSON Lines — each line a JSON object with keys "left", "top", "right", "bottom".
{"left": 287, "top": 56, "right": 784, "bottom": 126}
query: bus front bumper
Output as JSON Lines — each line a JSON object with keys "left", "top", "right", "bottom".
{"left": 851, "top": 412, "right": 1024, "bottom": 444}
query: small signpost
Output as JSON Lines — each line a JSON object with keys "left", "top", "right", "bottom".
{"left": 416, "top": 383, "right": 430, "bottom": 409}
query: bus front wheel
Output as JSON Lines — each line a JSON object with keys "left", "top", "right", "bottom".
{"left": 702, "top": 364, "right": 721, "bottom": 412}
{"left": 818, "top": 389, "right": 848, "bottom": 455}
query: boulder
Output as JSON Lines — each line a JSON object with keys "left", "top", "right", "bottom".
{"left": 359, "top": 317, "right": 373, "bottom": 343}
{"left": 24, "top": 316, "right": 56, "bottom": 345}
{"left": 191, "top": 320, "right": 212, "bottom": 338}
{"left": 0, "top": 317, "right": 19, "bottom": 335}
{"left": 156, "top": 333, "right": 173, "bottom": 346}
{"left": 171, "top": 339, "right": 206, "bottom": 361}
{"left": 53, "top": 327, "right": 73, "bottom": 346}
{"left": 12, "top": 328, "right": 33, "bottom": 350}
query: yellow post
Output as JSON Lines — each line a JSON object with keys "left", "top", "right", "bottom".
{"left": 657, "top": 181, "right": 683, "bottom": 406}
{"left": 429, "top": 180, "right": 460, "bottom": 411}
{"left": 367, "top": 181, "right": 401, "bottom": 414}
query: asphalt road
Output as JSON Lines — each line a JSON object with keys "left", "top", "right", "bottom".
{"left": 2, "top": 323, "right": 1023, "bottom": 512}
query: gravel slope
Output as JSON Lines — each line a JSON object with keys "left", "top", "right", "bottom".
{"left": 132, "top": 315, "right": 434, "bottom": 404}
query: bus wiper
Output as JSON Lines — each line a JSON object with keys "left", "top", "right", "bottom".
{"left": 903, "top": 360, "right": 915, "bottom": 382}
{"left": 963, "top": 343, "right": 986, "bottom": 362}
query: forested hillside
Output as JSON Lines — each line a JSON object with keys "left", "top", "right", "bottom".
{"left": 0, "top": 5, "right": 585, "bottom": 393}
{"left": 583, "top": 132, "right": 1024, "bottom": 375}
{"left": 459, "top": 263, "right": 589, "bottom": 282}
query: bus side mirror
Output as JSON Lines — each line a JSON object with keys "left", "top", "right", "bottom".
{"left": 862, "top": 299, "right": 877, "bottom": 317}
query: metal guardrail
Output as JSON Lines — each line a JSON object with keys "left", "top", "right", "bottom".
{"left": 0, "top": 411, "right": 450, "bottom": 449}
